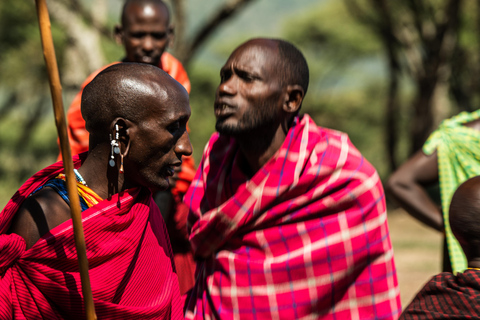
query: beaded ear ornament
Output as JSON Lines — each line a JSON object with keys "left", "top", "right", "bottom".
{"left": 109, "top": 124, "right": 121, "bottom": 168}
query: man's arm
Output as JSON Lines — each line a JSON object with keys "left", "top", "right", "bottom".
{"left": 386, "top": 150, "right": 443, "bottom": 232}
{"left": 7, "top": 189, "right": 71, "bottom": 249}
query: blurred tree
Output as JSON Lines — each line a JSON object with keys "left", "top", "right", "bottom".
{"left": 344, "top": 0, "right": 465, "bottom": 166}
{"left": 285, "top": 0, "right": 480, "bottom": 173}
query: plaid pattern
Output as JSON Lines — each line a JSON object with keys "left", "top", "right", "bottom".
{"left": 423, "top": 110, "right": 480, "bottom": 273}
{"left": 400, "top": 269, "right": 480, "bottom": 319}
{"left": 0, "top": 155, "right": 183, "bottom": 319}
{"left": 184, "top": 114, "right": 401, "bottom": 319}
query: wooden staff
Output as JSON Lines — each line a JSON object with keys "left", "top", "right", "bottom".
{"left": 35, "top": 0, "right": 96, "bottom": 319}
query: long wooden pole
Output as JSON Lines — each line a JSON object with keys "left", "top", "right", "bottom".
{"left": 35, "top": 1, "right": 96, "bottom": 319}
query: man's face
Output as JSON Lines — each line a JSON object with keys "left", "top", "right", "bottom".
{"left": 214, "top": 41, "right": 285, "bottom": 136}
{"left": 125, "top": 82, "right": 192, "bottom": 191}
{"left": 118, "top": 3, "right": 170, "bottom": 66}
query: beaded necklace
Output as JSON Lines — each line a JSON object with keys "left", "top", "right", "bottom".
{"left": 73, "top": 169, "right": 88, "bottom": 186}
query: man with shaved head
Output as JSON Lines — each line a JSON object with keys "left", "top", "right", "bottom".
{"left": 184, "top": 38, "right": 401, "bottom": 319}
{"left": 0, "top": 63, "right": 190, "bottom": 318}
{"left": 63, "top": 0, "right": 196, "bottom": 294}
{"left": 401, "top": 176, "right": 480, "bottom": 318}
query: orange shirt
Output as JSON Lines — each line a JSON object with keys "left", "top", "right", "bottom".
{"left": 60, "top": 52, "right": 194, "bottom": 195}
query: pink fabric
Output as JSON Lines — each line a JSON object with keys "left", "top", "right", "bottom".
{"left": 184, "top": 114, "right": 401, "bottom": 319}
{"left": 0, "top": 155, "right": 183, "bottom": 319}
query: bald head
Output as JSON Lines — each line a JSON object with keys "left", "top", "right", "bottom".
{"left": 121, "top": 0, "right": 170, "bottom": 27}
{"left": 449, "top": 176, "right": 480, "bottom": 261}
{"left": 81, "top": 62, "right": 186, "bottom": 144}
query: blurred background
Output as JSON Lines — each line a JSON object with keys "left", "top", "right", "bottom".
{"left": 0, "top": 0, "right": 477, "bottom": 306}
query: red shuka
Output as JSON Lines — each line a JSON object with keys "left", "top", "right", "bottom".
{"left": 0, "top": 156, "right": 184, "bottom": 319}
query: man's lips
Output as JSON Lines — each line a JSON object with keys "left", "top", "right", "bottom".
{"left": 137, "top": 55, "right": 158, "bottom": 64}
{"left": 161, "top": 165, "right": 178, "bottom": 178}
{"left": 214, "top": 103, "right": 236, "bottom": 118}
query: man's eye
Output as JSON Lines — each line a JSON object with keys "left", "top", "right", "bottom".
{"left": 238, "top": 71, "right": 255, "bottom": 82}
{"left": 220, "top": 71, "right": 231, "bottom": 83}
{"left": 167, "top": 122, "right": 180, "bottom": 133}
{"left": 130, "top": 32, "right": 146, "bottom": 39}
{"left": 152, "top": 32, "right": 167, "bottom": 40}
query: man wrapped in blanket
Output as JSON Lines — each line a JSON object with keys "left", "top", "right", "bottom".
{"left": 184, "top": 38, "right": 401, "bottom": 319}
{"left": 0, "top": 63, "right": 190, "bottom": 319}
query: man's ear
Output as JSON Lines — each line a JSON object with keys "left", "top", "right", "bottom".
{"left": 283, "top": 85, "right": 304, "bottom": 114}
{"left": 114, "top": 25, "right": 124, "bottom": 46}
{"left": 167, "top": 24, "right": 174, "bottom": 47}
{"left": 110, "top": 118, "right": 132, "bottom": 156}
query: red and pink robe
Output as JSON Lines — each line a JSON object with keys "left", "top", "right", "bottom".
{"left": 184, "top": 114, "right": 401, "bottom": 319}
{"left": 0, "top": 155, "right": 183, "bottom": 319}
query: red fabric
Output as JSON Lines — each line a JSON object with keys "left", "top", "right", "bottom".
{"left": 59, "top": 52, "right": 195, "bottom": 196}
{"left": 0, "top": 155, "right": 183, "bottom": 319}
{"left": 184, "top": 114, "right": 401, "bottom": 319}
{"left": 168, "top": 194, "right": 196, "bottom": 295}
{"left": 400, "top": 269, "right": 480, "bottom": 319}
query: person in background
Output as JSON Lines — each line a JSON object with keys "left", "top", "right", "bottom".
{"left": 62, "top": 0, "right": 196, "bottom": 294}
{"left": 1, "top": 63, "right": 190, "bottom": 319}
{"left": 184, "top": 38, "right": 401, "bottom": 319}
{"left": 387, "top": 110, "right": 480, "bottom": 274}
{"left": 400, "top": 175, "right": 480, "bottom": 319}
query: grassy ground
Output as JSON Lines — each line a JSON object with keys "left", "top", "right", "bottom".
{"left": 388, "top": 208, "right": 443, "bottom": 308}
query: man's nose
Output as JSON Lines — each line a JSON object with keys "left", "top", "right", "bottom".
{"left": 175, "top": 130, "right": 193, "bottom": 157}
{"left": 217, "top": 77, "right": 236, "bottom": 96}
{"left": 142, "top": 35, "right": 154, "bottom": 52}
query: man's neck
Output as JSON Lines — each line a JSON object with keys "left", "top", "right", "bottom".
{"left": 236, "top": 123, "right": 289, "bottom": 178}
{"left": 77, "top": 147, "right": 124, "bottom": 199}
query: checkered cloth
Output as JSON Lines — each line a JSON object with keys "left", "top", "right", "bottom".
{"left": 400, "top": 269, "right": 480, "bottom": 319}
{"left": 184, "top": 114, "right": 401, "bottom": 319}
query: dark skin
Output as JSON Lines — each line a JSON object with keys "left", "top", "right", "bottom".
{"left": 7, "top": 65, "right": 192, "bottom": 249}
{"left": 386, "top": 118, "right": 480, "bottom": 232}
{"left": 214, "top": 39, "right": 305, "bottom": 177}
{"left": 449, "top": 175, "right": 480, "bottom": 269}
{"left": 114, "top": 0, "right": 172, "bottom": 66}
{"left": 113, "top": 1, "right": 182, "bottom": 218}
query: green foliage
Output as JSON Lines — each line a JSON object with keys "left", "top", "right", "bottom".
{"left": 187, "top": 63, "right": 219, "bottom": 164}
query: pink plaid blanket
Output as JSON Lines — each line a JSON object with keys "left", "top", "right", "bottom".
{"left": 0, "top": 155, "right": 183, "bottom": 319}
{"left": 184, "top": 114, "right": 401, "bottom": 319}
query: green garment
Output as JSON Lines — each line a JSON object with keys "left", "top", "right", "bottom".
{"left": 423, "top": 110, "right": 480, "bottom": 273}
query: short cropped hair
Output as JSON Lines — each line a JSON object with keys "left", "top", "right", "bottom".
{"left": 276, "top": 39, "right": 309, "bottom": 94}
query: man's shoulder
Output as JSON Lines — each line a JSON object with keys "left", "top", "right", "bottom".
{"left": 159, "top": 52, "right": 190, "bottom": 92}
{"left": 302, "top": 114, "right": 378, "bottom": 175}
{"left": 303, "top": 114, "right": 358, "bottom": 153}
{"left": 8, "top": 187, "right": 71, "bottom": 249}
{"left": 302, "top": 114, "right": 349, "bottom": 140}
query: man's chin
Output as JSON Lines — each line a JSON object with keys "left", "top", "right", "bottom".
{"left": 136, "top": 56, "right": 160, "bottom": 66}
{"left": 216, "top": 121, "right": 241, "bottom": 136}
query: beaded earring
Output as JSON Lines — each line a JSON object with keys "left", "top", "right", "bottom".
{"left": 109, "top": 124, "right": 121, "bottom": 168}
{"left": 119, "top": 154, "right": 124, "bottom": 174}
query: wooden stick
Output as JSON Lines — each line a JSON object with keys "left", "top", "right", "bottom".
{"left": 35, "top": 1, "right": 96, "bottom": 319}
